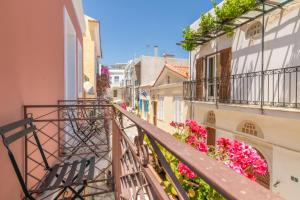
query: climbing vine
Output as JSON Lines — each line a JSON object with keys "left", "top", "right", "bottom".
{"left": 181, "top": 0, "right": 258, "bottom": 51}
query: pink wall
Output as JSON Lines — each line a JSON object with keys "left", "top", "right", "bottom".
{"left": 0, "top": 0, "right": 83, "bottom": 199}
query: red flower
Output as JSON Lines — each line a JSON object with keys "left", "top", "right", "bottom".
{"left": 170, "top": 121, "right": 177, "bottom": 127}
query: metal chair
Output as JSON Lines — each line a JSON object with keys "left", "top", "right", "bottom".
{"left": 0, "top": 118, "right": 95, "bottom": 200}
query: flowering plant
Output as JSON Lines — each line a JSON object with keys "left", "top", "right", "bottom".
{"left": 148, "top": 120, "right": 267, "bottom": 199}
{"left": 97, "top": 66, "right": 110, "bottom": 96}
{"left": 101, "top": 66, "right": 110, "bottom": 78}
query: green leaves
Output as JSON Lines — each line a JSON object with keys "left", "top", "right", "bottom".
{"left": 199, "top": 13, "right": 218, "bottom": 36}
{"left": 181, "top": 27, "right": 199, "bottom": 51}
{"left": 181, "top": 0, "right": 257, "bottom": 51}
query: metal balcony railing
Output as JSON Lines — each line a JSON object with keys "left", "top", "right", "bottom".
{"left": 184, "top": 66, "right": 300, "bottom": 108}
{"left": 23, "top": 99, "right": 114, "bottom": 199}
{"left": 1, "top": 99, "right": 283, "bottom": 199}
{"left": 112, "top": 104, "right": 282, "bottom": 200}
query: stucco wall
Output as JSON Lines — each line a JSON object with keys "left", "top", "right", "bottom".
{"left": 151, "top": 85, "right": 189, "bottom": 133}
{"left": 83, "top": 37, "right": 96, "bottom": 98}
{"left": 191, "top": 103, "right": 300, "bottom": 200}
{"left": 139, "top": 56, "right": 188, "bottom": 86}
{"left": 0, "top": 1, "right": 82, "bottom": 199}
{"left": 190, "top": 3, "right": 300, "bottom": 105}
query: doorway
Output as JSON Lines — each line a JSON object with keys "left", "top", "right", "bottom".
{"left": 206, "top": 127, "right": 216, "bottom": 146}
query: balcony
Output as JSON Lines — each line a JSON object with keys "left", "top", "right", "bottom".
{"left": 0, "top": 99, "right": 283, "bottom": 199}
{"left": 183, "top": 66, "right": 300, "bottom": 110}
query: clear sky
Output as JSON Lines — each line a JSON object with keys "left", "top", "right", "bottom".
{"left": 83, "top": 0, "right": 219, "bottom": 65}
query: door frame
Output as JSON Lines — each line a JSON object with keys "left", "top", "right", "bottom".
{"left": 64, "top": 7, "right": 77, "bottom": 100}
{"left": 152, "top": 101, "right": 157, "bottom": 126}
{"left": 206, "top": 55, "right": 217, "bottom": 100}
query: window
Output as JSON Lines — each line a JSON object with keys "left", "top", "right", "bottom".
{"left": 158, "top": 97, "right": 164, "bottom": 120}
{"left": 174, "top": 96, "right": 183, "bottom": 122}
{"left": 113, "top": 90, "right": 118, "bottom": 97}
{"left": 206, "top": 111, "right": 216, "bottom": 124}
{"left": 242, "top": 122, "right": 258, "bottom": 136}
{"left": 114, "top": 76, "right": 119, "bottom": 83}
{"left": 144, "top": 100, "right": 149, "bottom": 113}
{"left": 206, "top": 55, "right": 216, "bottom": 98}
{"left": 238, "top": 121, "right": 264, "bottom": 138}
{"left": 143, "top": 100, "right": 149, "bottom": 118}
{"left": 246, "top": 21, "right": 262, "bottom": 39}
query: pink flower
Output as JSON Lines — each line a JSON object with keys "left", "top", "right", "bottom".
{"left": 216, "top": 138, "right": 268, "bottom": 180}
{"left": 172, "top": 119, "right": 268, "bottom": 183}
{"left": 186, "top": 136, "right": 197, "bottom": 145}
{"left": 121, "top": 102, "right": 127, "bottom": 110}
{"left": 178, "top": 162, "right": 196, "bottom": 179}
{"left": 196, "top": 142, "right": 208, "bottom": 153}
{"left": 198, "top": 127, "right": 207, "bottom": 139}
{"left": 217, "top": 138, "right": 232, "bottom": 149}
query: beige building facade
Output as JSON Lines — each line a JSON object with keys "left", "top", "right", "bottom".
{"left": 83, "top": 15, "right": 102, "bottom": 98}
{"left": 150, "top": 64, "right": 190, "bottom": 133}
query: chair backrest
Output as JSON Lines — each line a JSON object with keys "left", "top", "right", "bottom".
{"left": 0, "top": 118, "right": 49, "bottom": 199}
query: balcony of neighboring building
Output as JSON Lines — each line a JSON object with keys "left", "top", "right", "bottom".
{"left": 183, "top": 65, "right": 300, "bottom": 119}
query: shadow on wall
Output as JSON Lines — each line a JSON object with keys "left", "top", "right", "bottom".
{"left": 231, "top": 8, "right": 300, "bottom": 105}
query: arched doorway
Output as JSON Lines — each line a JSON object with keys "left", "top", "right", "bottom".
{"left": 254, "top": 149, "right": 271, "bottom": 189}
{"left": 237, "top": 121, "right": 270, "bottom": 188}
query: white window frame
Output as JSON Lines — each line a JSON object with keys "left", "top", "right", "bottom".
{"left": 158, "top": 96, "right": 164, "bottom": 120}
{"left": 206, "top": 55, "right": 217, "bottom": 100}
{"left": 174, "top": 96, "right": 183, "bottom": 122}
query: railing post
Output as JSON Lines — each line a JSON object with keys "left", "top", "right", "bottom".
{"left": 112, "top": 112, "right": 122, "bottom": 199}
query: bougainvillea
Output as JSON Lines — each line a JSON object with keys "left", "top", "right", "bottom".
{"left": 169, "top": 120, "right": 267, "bottom": 181}
{"left": 97, "top": 66, "right": 110, "bottom": 96}
{"left": 101, "top": 66, "right": 110, "bottom": 78}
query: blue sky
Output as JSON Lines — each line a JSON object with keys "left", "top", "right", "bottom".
{"left": 83, "top": 0, "right": 219, "bottom": 65}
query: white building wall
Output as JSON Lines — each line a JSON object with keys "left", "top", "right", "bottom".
{"left": 272, "top": 146, "right": 300, "bottom": 200}
{"left": 139, "top": 56, "right": 189, "bottom": 86}
{"left": 191, "top": 103, "right": 300, "bottom": 199}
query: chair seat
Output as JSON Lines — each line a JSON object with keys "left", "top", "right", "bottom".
{"left": 37, "top": 157, "right": 95, "bottom": 192}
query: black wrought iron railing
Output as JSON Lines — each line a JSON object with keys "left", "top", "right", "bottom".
{"left": 184, "top": 66, "right": 300, "bottom": 108}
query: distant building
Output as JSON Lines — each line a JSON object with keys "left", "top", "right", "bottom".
{"left": 124, "top": 55, "right": 188, "bottom": 121}
{"left": 150, "top": 64, "right": 189, "bottom": 132}
{"left": 108, "top": 63, "right": 126, "bottom": 102}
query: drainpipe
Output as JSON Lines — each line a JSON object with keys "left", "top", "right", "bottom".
{"left": 215, "top": 32, "right": 219, "bottom": 110}
{"left": 261, "top": 0, "right": 265, "bottom": 114}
